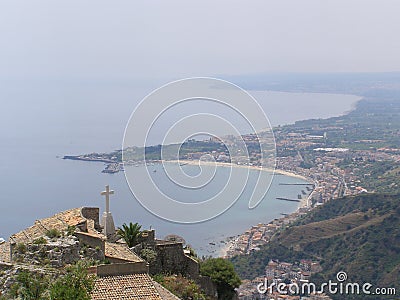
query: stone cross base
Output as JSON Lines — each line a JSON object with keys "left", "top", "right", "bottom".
{"left": 101, "top": 212, "right": 116, "bottom": 240}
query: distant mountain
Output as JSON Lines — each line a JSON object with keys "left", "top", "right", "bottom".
{"left": 231, "top": 193, "right": 400, "bottom": 299}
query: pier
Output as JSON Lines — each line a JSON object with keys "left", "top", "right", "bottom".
{"left": 63, "top": 155, "right": 115, "bottom": 164}
{"left": 276, "top": 197, "right": 301, "bottom": 202}
{"left": 279, "top": 183, "right": 314, "bottom": 186}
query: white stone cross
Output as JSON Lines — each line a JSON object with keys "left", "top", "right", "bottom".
{"left": 101, "top": 185, "right": 114, "bottom": 213}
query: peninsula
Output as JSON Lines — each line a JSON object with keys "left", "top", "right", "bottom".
{"left": 61, "top": 96, "right": 400, "bottom": 300}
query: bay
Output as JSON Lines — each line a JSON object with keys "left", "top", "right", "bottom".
{"left": 0, "top": 79, "right": 360, "bottom": 255}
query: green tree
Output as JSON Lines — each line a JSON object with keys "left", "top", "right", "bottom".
{"left": 117, "top": 222, "right": 142, "bottom": 247}
{"left": 9, "top": 270, "right": 49, "bottom": 300}
{"left": 140, "top": 248, "right": 157, "bottom": 264}
{"left": 49, "top": 262, "right": 95, "bottom": 300}
{"left": 200, "top": 258, "right": 241, "bottom": 299}
{"left": 45, "top": 229, "right": 61, "bottom": 239}
{"left": 154, "top": 274, "right": 208, "bottom": 300}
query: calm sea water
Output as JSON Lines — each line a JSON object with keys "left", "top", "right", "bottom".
{"left": 0, "top": 79, "right": 360, "bottom": 255}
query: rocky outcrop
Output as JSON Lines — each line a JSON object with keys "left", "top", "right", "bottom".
{"left": 12, "top": 236, "right": 104, "bottom": 268}
{"left": 0, "top": 264, "right": 56, "bottom": 296}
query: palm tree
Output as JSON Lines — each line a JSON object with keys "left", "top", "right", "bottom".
{"left": 117, "top": 222, "right": 142, "bottom": 247}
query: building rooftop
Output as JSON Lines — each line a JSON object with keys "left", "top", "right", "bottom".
{"left": 105, "top": 242, "right": 143, "bottom": 263}
{"left": 91, "top": 273, "right": 177, "bottom": 300}
{"left": 9, "top": 208, "right": 87, "bottom": 244}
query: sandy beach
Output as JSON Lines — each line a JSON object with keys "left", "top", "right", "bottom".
{"left": 165, "top": 159, "right": 310, "bottom": 182}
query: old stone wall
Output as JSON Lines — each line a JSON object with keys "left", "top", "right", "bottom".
{"left": 137, "top": 229, "right": 156, "bottom": 246}
{"left": 185, "top": 255, "right": 200, "bottom": 280}
{"left": 150, "top": 243, "right": 185, "bottom": 275}
{"left": 149, "top": 242, "right": 201, "bottom": 281}
{"left": 147, "top": 241, "right": 218, "bottom": 299}
{"left": 75, "top": 232, "right": 105, "bottom": 258}
{"left": 11, "top": 236, "right": 104, "bottom": 268}
{"left": 198, "top": 275, "right": 218, "bottom": 299}
{"left": 81, "top": 207, "right": 101, "bottom": 230}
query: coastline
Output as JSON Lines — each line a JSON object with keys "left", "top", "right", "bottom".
{"left": 165, "top": 159, "right": 310, "bottom": 182}
{"left": 163, "top": 159, "right": 314, "bottom": 258}
{"left": 165, "top": 158, "right": 313, "bottom": 214}
{"left": 217, "top": 189, "right": 313, "bottom": 258}
{"left": 61, "top": 93, "right": 361, "bottom": 258}
{"left": 217, "top": 187, "right": 314, "bottom": 258}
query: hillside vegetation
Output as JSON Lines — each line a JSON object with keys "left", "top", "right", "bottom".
{"left": 231, "top": 193, "right": 400, "bottom": 298}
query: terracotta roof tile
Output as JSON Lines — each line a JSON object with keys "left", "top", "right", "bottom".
{"left": 91, "top": 273, "right": 165, "bottom": 300}
{"left": 105, "top": 242, "right": 143, "bottom": 263}
{"left": 10, "top": 208, "right": 90, "bottom": 244}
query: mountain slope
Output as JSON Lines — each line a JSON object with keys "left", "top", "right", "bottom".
{"left": 231, "top": 194, "right": 400, "bottom": 299}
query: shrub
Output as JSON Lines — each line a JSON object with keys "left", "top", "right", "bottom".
{"left": 33, "top": 237, "right": 47, "bottom": 245}
{"left": 49, "top": 261, "right": 95, "bottom": 300}
{"left": 156, "top": 275, "right": 208, "bottom": 300}
{"left": 9, "top": 270, "right": 49, "bottom": 300}
{"left": 200, "top": 258, "right": 241, "bottom": 300}
{"left": 15, "top": 243, "right": 27, "bottom": 254}
{"left": 66, "top": 225, "right": 76, "bottom": 236}
{"left": 140, "top": 248, "right": 157, "bottom": 264}
{"left": 153, "top": 273, "right": 164, "bottom": 284}
{"left": 46, "top": 229, "right": 61, "bottom": 239}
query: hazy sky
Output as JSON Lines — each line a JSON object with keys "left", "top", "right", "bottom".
{"left": 1, "top": 0, "right": 399, "bottom": 81}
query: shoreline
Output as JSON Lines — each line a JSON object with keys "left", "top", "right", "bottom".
{"left": 162, "top": 159, "right": 314, "bottom": 258}
{"left": 165, "top": 158, "right": 314, "bottom": 213}
{"left": 217, "top": 189, "right": 314, "bottom": 258}
{"left": 164, "top": 159, "right": 310, "bottom": 182}
{"left": 217, "top": 187, "right": 314, "bottom": 258}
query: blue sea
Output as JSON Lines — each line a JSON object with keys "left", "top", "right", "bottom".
{"left": 0, "top": 79, "right": 360, "bottom": 256}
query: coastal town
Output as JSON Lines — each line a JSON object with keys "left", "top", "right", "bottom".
{"left": 222, "top": 100, "right": 400, "bottom": 299}
{"left": 62, "top": 101, "right": 400, "bottom": 262}
{"left": 57, "top": 99, "right": 400, "bottom": 300}
{"left": 236, "top": 259, "right": 326, "bottom": 300}
{"left": 3, "top": 0, "right": 400, "bottom": 298}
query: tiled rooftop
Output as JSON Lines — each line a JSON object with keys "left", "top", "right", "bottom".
{"left": 91, "top": 273, "right": 166, "bottom": 300}
{"left": 105, "top": 242, "right": 143, "bottom": 263}
{"left": 10, "top": 208, "right": 86, "bottom": 244}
